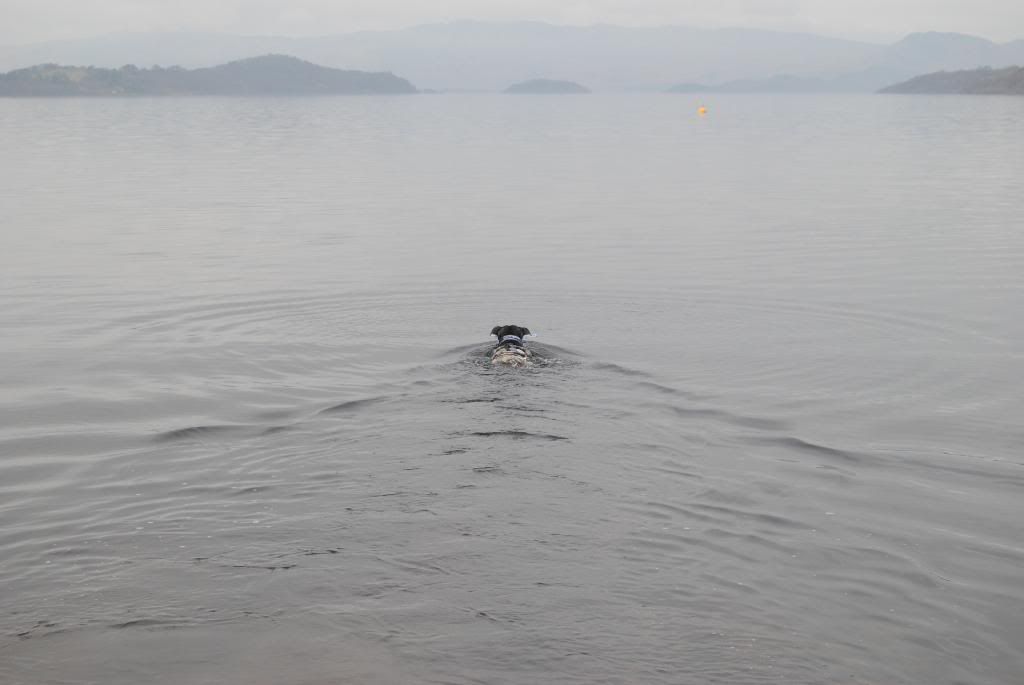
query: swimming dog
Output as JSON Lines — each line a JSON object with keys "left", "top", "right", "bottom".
{"left": 490, "top": 324, "right": 533, "bottom": 367}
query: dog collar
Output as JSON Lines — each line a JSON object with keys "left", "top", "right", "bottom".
{"left": 499, "top": 335, "right": 523, "bottom": 345}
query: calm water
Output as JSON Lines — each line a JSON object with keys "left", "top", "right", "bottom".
{"left": 1, "top": 94, "right": 1023, "bottom": 684}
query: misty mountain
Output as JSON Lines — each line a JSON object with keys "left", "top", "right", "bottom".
{"left": 880, "top": 66, "right": 1024, "bottom": 95}
{"left": 879, "top": 32, "right": 1024, "bottom": 73}
{"left": 1, "top": 23, "right": 1022, "bottom": 92}
{"left": 0, "top": 55, "right": 416, "bottom": 96}
{"left": 668, "top": 32, "right": 1024, "bottom": 93}
{"left": 0, "top": 22, "right": 881, "bottom": 91}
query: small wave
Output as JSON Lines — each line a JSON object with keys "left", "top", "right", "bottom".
{"left": 635, "top": 380, "right": 711, "bottom": 401}
{"left": 317, "top": 396, "right": 384, "bottom": 416}
{"left": 589, "top": 361, "right": 653, "bottom": 378}
{"left": 749, "top": 435, "right": 868, "bottom": 464}
{"left": 154, "top": 422, "right": 296, "bottom": 444}
{"left": 110, "top": 618, "right": 189, "bottom": 630}
{"left": 668, "top": 404, "right": 788, "bottom": 431}
{"left": 464, "top": 430, "right": 569, "bottom": 441}
{"left": 152, "top": 425, "right": 245, "bottom": 443}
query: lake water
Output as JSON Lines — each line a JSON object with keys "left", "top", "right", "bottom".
{"left": 1, "top": 94, "right": 1022, "bottom": 684}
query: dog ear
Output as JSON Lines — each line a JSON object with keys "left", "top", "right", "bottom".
{"left": 521, "top": 327, "right": 531, "bottom": 336}
{"left": 490, "top": 326, "right": 502, "bottom": 337}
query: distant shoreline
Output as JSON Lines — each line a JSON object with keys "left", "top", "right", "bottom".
{"left": 4, "top": 56, "right": 1023, "bottom": 97}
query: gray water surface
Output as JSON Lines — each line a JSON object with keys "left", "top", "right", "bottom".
{"left": 1, "top": 94, "right": 1023, "bottom": 684}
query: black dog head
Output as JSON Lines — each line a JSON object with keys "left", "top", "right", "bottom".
{"left": 490, "top": 324, "right": 531, "bottom": 345}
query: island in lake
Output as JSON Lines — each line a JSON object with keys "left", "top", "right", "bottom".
{"left": 0, "top": 54, "right": 418, "bottom": 96}
{"left": 880, "top": 66, "right": 1024, "bottom": 95}
{"left": 504, "top": 79, "right": 590, "bottom": 94}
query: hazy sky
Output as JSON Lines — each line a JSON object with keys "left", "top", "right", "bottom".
{"left": 2, "top": 0, "right": 1023, "bottom": 45}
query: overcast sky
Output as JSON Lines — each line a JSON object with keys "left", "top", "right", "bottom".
{"left": 2, "top": 0, "right": 1022, "bottom": 45}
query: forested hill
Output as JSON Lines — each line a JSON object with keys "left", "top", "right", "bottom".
{"left": 504, "top": 79, "right": 590, "bottom": 93}
{"left": 0, "top": 55, "right": 417, "bottom": 95}
{"left": 880, "top": 66, "right": 1024, "bottom": 94}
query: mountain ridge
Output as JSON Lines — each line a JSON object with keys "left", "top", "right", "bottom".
{"left": 0, "top": 54, "right": 417, "bottom": 95}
